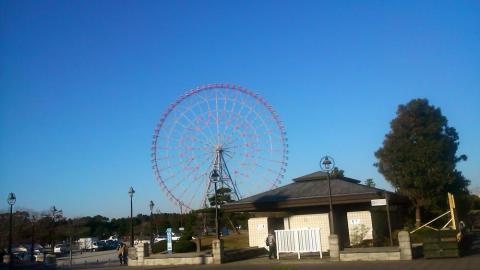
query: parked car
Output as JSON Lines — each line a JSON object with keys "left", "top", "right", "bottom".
{"left": 91, "top": 241, "right": 107, "bottom": 252}
{"left": 106, "top": 240, "right": 119, "bottom": 250}
{"left": 54, "top": 244, "right": 69, "bottom": 254}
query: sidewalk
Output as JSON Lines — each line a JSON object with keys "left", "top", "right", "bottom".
{"left": 90, "top": 252, "right": 480, "bottom": 270}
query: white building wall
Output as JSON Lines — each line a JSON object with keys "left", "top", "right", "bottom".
{"left": 283, "top": 213, "right": 330, "bottom": 251}
{"left": 347, "top": 210, "right": 373, "bottom": 245}
{"left": 248, "top": 217, "right": 268, "bottom": 247}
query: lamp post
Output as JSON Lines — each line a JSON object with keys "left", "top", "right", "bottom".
{"left": 30, "top": 215, "right": 36, "bottom": 262}
{"left": 210, "top": 169, "right": 221, "bottom": 239}
{"left": 320, "top": 156, "right": 335, "bottom": 234}
{"left": 149, "top": 200, "right": 155, "bottom": 248}
{"left": 7, "top": 192, "right": 16, "bottom": 269}
{"left": 128, "top": 187, "right": 135, "bottom": 247}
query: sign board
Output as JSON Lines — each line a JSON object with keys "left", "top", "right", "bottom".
{"left": 371, "top": 199, "right": 387, "bottom": 206}
{"left": 179, "top": 227, "right": 184, "bottom": 231}
{"left": 256, "top": 224, "right": 265, "bottom": 230}
{"left": 166, "top": 228, "right": 173, "bottom": 253}
{"left": 350, "top": 218, "right": 361, "bottom": 225}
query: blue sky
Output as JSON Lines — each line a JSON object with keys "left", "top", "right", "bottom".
{"left": 1, "top": 0, "right": 479, "bottom": 218}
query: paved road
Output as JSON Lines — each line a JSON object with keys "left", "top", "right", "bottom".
{"left": 57, "top": 233, "right": 480, "bottom": 270}
{"left": 82, "top": 252, "right": 480, "bottom": 270}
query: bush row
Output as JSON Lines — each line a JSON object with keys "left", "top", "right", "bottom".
{"left": 151, "top": 239, "right": 196, "bottom": 254}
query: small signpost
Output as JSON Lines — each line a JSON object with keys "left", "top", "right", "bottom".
{"left": 370, "top": 199, "right": 386, "bottom": 206}
{"left": 371, "top": 195, "right": 393, "bottom": 246}
{"left": 166, "top": 228, "right": 173, "bottom": 254}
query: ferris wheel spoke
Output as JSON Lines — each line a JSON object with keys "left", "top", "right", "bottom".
{"left": 195, "top": 91, "right": 219, "bottom": 145}
{"left": 169, "top": 153, "right": 214, "bottom": 191}
{"left": 214, "top": 90, "right": 221, "bottom": 145}
{"left": 221, "top": 91, "right": 240, "bottom": 143}
{"left": 173, "top": 169, "right": 203, "bottom": 198}
{"left": 255, "top": 155, "right": 288, "bottom": 165}
{"left": 171, "top": 110, "right": 217, "bottom": 148}
{"left": 242, "top": 161, "right": 281, "bottom": 176}
{"left": 178, "top": 169, "right": 210, "bottom": 206}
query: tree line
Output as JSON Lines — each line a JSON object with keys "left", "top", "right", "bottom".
{"left": 0, "top": 205, "right": 249, "bottom": 252}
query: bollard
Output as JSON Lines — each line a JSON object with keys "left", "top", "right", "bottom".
{"left": 212, "top": 239, "right": 224, "bottom": 264}
{"left": 398, "top": 231, "right": 413, "bottom": 260}
{"left": 328, "top": 234, "right": 340, "bottom": 261}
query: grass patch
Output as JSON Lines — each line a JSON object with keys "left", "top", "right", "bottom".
{"left": 199, "top": 230, "right": 249, "bottom": 250}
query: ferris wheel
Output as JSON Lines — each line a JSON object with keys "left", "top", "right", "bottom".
{"left": 151, "top": 84, "right": 288, "bottom": 211}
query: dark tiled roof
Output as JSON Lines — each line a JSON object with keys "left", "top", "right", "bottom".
{"left": 227, "top": 171, "right": 390, "bottom": 205}
{"left": 293, "top": 171, "right": 361, "bottom": 184}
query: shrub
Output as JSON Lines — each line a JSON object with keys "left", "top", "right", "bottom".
{"left": 152, "top": 241, "right": 167, "bottom": 254}
{"left": 180, "top": 231, "right": 193, "bottom": 241}
{"left": 173, "top": 240, "right": 196, "bottom": 253}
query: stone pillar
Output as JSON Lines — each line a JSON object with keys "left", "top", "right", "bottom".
{"left": 398, "top": 231, "right": 412, "bottom": 260}
{"left": 329, "top": 234, "right": 340, "bottom": 261}
{"left": 212, "top": 239, "right": 224, "bottom": 264}
{"left": 135, "top": 243, "right": 149, "bottom": 266}
{"left": 195, "top": 237, "right": 202, "bottom": 253}
{"left": 144, "top": 243, "right": 150, "bottom": 257}
{"left": 128, "top": 246, "right": 137, "bottom": 266}
{"left": 45, "top": 254, "right": 56, "bottom": 266}
{"left": 3, "top": 254, "right": 11, "bottom": 265}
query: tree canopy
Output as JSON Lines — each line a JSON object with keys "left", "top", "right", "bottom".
{"left": 374, "top": 98, "right": 469, "bottom": 227}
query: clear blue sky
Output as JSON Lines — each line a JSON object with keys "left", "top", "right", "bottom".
{"left": 1, "top": 0, "right": 479, "bottom": 218}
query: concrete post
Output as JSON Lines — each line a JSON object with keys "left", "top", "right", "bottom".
{"left": 398, "top": 231, "right": 412, "bottom": 260}
{"left": 128, "top": 246, "right": 137, "bottom": 266}
{"left": 136, "top": 243, "right": 145, "bottom": 266}
{"left": 212, "top": 239, "right": 224, "bottom": 264}
{"left": 144, "top": 243, "right": 150, "bottom": 257}
{"left": 195, "top": 238, "right": 202, "bottom": 253}
{"left": 328, "top": 234, "right": 340, "bottom": 261}
{"left": 3, "top": 255, "right": 10, "bottom": 265}
{"left": 45, "top": 254, "right": 56, "bottom": 266}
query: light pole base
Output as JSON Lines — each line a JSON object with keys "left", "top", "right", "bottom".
{"left": 3, "top": 254, "right": 11, "bottom": 265}
{"left": 212, "top": 239, "right": 224, "bottom": 264}
{"left": 328, "top": 234, "right": 340, "bottom": 261}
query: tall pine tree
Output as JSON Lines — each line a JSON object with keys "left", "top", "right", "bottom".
{"left": 375, "top": 99, "right": 469, "bottom": 227}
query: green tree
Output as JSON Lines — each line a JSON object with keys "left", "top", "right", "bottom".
{"left": 364, "top": 178, "right": 376, "bottom": 188}
{"left": 208, "top": 187, "right": 234, "bottom": 206}
{"left": 375, "top": 99, "right": 469, "bottom": 227}
{"left": 331, "top": 167, "right": 344, "bottom": 178}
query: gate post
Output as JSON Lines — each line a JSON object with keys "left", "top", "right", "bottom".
{"left": 212, "top": 239, "right": 224, "bottom": 264}
{"left": 329, "top": 234, "right": 340, "bottom": 261}
{"left": 398, "top": 231, "right": 412, "bottom": 260}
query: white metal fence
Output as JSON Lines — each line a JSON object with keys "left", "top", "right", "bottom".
{"left": 274, "top": 228, "right": 323, "bottom": 259}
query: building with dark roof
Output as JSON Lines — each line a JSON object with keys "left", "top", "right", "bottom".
{"left": 224, "top": 171, "right": 408, "bottom": 250}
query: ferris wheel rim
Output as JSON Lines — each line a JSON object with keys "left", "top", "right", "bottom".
{"left": 151, "top": 83, "right": 288, "bottom": 211}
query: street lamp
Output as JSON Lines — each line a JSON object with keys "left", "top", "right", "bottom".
{"left": 128, "top": 187, "right": 135, "bottom": 247}
{"left": 7, "top": 192, "right": 16, "bottom": 268}
{"left": 210, "top": 169, "right": 221, "bottom": 239}
{"left": 30, "top": 215, "right": 36, "bottom": 262}
{"left": 149, "top": 200, "right": 155, "bottom": 248}
{"left": 320, "top": 156, "right": 335, "bottom": 234}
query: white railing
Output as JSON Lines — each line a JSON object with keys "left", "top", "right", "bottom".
{"left": 274, "top": 228, "right": 322, "bottom": 259}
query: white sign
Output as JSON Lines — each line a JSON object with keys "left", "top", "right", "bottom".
{"left": 350, "top": 218, "right": 361, "bottom": 225}
{"left": 371, "top": 199, "right": 387, "bottom": 206}
{"left": 166, "top": 228, "right": 173, "bottom": 253}
{"left": 179, "top": 227, "right": 184, "bottom": 231}
{"left": 256, "top": 224, "right": 265, "bottom": 230}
